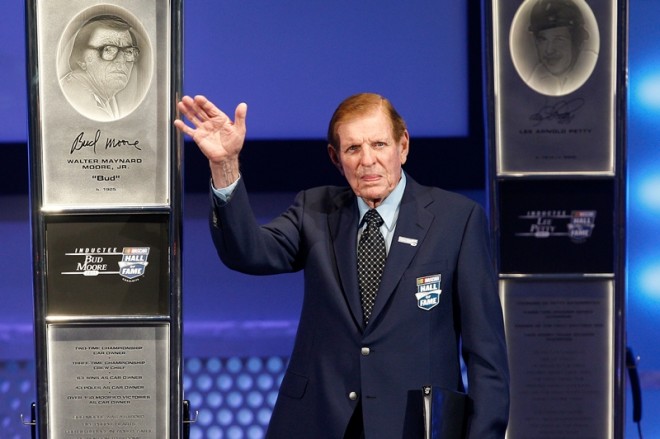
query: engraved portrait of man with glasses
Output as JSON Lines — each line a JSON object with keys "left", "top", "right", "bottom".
{"left": 60, "top": 14, "right": 142, "bottom": 121}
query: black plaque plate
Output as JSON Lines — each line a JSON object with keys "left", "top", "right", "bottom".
{"left": 45, "top": 214, "right": 170, "bottom": 316}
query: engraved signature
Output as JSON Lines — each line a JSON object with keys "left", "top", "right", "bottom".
{"left": 105, "top": 137, "right": 141, "bottom": 151}
{"left": 70, "top": 130, "right": 141, "bottom": 154}
{"left": 529, "top": 98, "right": 584, "bottom": 126}
{"left": 71, "top": 130, "right": 101, "bottom": 154}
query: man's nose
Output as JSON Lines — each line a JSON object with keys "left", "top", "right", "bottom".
{"left": 360, "top": 145, "right": 376, "bottom": 165}
{"left": 114, "top": 51, "right": 131, "bottom": 63}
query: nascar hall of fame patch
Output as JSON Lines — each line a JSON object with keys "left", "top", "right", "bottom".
{"left": 62, "top": 246, "right": 150, "bottom": 282}
{"left": 515, "top": 210, "right": 597, "bottom": 243}
{"left": 415, "top": 274, "right": 441, "bottom": 311}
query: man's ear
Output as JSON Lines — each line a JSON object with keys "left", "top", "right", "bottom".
{"left": 399, "top": 130, "right": 410, "bottom": 165}
{"left": 327, "top": 144, "right": 344, "bottom": 175}
{"left": 77, "top": 61, "right": 87, "bottom": 71}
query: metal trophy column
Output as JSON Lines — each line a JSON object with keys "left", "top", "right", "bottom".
{"left": 26, "top": 1, "right": 184, "bottom": 437}
{"left": 485, "top": 0, "right": 627, "bottom": 437}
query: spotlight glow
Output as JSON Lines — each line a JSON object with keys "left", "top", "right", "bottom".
{"left": 636, "top": 75, "right": 660, "bottom": 109}
{"left": 637, "top": 176, "right": 660, "bottom": 211}
{"left": 639, "top": 264, "right": 660, "bottom": 301}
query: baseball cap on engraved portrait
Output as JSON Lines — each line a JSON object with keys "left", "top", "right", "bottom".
{"left": 57, "top": 5, "right": 153, "bottom": 122}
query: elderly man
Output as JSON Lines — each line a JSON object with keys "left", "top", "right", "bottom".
{"left": 175, "top": 93, "right": 509, "bottom": 438}
{"left": 60, "top": 15, "right": 140, "bottom": 121}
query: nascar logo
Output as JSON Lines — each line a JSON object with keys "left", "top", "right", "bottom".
{"left": 118, "top": 247, "right": 150, "bottom": 280}
{"left": 416, "top": 274, "right": 441, "bottom": 311}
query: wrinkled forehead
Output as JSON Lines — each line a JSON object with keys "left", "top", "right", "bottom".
{"left": 337, "top": 110, "right": 394, "bottom": 143}
{"left": 87, "top": 23, "right": 133, "bottom": 47}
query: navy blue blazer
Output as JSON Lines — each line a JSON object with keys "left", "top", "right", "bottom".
{"left": 210, "top": 175, "right": 509, "bottom": 438}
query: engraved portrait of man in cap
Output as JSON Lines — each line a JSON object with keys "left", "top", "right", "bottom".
{"left": 510, "top": 0, "right": 599, "bottom": 96}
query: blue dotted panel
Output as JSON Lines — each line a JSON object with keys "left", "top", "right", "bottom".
{"left": 0, "top": 360, "right": 35, "bottom": 439}
{"left": 185, "top": 356, "right": 287, "bottom": 439}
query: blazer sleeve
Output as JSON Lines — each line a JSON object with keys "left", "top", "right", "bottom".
{"left": 209, "top": 178, "right": 304, "bottom": 275}
{"left": 456, "top": 203, "right": 510, "bottom": 438}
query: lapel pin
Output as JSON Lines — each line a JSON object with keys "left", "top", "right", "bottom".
{"left": 416, "top": 274, "right": 441, "bottom": 310}
{"left": 397, "top": 236, "right": 418, "bottom": 247}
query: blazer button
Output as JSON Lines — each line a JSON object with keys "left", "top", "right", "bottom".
{"left": 361, "top": 347, "right": 370, "bottom": 356}
{"left": 348, "top": 391, "right": 359, "bottom": 401}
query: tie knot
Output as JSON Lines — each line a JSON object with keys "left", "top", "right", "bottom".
{"left": 363, "top": 209, "right": 384, "bottom": 228}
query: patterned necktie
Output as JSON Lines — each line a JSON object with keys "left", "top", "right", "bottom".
{"left": 357, "top": 209, "right": 386, "bottom": 325}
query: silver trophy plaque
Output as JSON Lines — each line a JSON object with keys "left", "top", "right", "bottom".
{"left": 47, "top": 324, "right": 170, "bottom": 438}
{"left": 27, "top": 0, "right": 184, "bottom": 436}
{"left": 500, "top": 279, "right": 614, "bottom": 438}
{"left": 492, "top": 0, "right": 617, "bottom": 175}
{"left": 34, "top": 0, "right": 171, "bottom": 209}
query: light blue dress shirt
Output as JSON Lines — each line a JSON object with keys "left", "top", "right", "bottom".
{"left": 356, "top": 172, "right": 406, "bottom": 255}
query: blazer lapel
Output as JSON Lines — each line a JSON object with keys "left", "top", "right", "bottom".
{"left": 328, "top": 192, "right": 364, "bottom": 329}
{"left": 366, "top": 179, "right": 434, "bottom": 330}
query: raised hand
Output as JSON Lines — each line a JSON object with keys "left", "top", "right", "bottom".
{"left": 175, "top": 95, "right": 247, "bottom": 188}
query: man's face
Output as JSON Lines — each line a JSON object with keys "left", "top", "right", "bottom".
{"left": 534, "top": 26, "right": 574, "bottom": 76}
{"left": 82, "top": 23, "right": 135, "bottom": 97}
{"left": 328, "top": 110, "right": 409, "bottom": 208}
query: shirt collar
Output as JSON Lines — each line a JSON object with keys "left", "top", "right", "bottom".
{"left": 357, "top": 171, "right": 407, "bottom": 231}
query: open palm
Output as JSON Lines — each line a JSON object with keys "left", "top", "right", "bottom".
{"left": 175, "top": 95, "right": 247, "bottom": 164}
